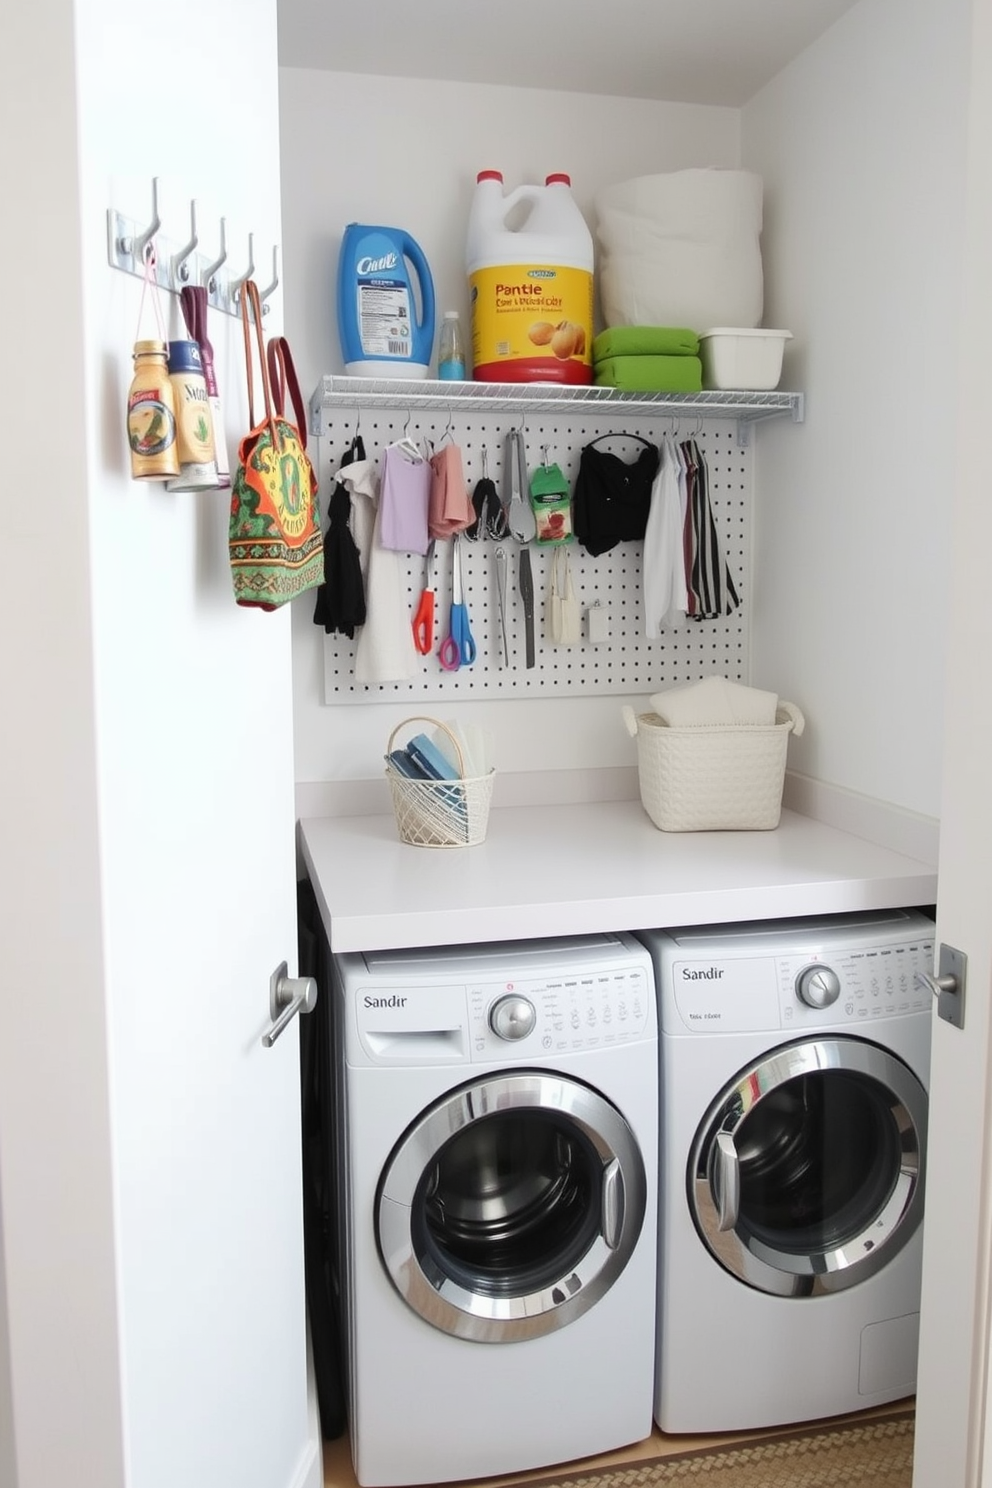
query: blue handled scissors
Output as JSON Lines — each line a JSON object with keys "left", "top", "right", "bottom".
{"left": 438, "top": 535, "right": 477, "bottom": 670}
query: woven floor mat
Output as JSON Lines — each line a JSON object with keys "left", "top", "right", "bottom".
{"left": 518, "top": 1412, "right": 914, "bottom": 1488}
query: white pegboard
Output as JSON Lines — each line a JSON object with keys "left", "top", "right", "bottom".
{"left": 317, "top": 406, "right": 751, "bottom": 702}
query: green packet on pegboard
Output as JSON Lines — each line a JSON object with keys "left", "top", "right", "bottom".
{"left": 530, "top": 456, "right": 573, "bottom": 544}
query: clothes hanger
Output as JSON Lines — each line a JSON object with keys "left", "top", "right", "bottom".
{"left": 437, "top": 405, "right": 455, "bottom": 448}
{"left": 391, "top": 409, "right": 425, "bottom": 462}
{"left": 588, "top": 431, "right": 657, "bottom": 454}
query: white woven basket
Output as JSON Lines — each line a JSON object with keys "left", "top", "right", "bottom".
{"left": 622, "top": 701, "right": 805, "bottom": 832}
{"left": 385, "top": 716, "right": 495, "bottom": 849}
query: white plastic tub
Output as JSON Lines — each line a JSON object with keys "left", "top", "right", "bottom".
{"left": 699, "top": 328, "right": 793, "bottom": 390}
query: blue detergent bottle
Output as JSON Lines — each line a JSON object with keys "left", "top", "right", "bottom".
{"left": 337, "top": 224, "right": 436, "bottom": 378}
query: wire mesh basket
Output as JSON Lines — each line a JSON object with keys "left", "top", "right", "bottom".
{"left": 622, "top": 701, "right": 805, "bottom": 831}
{"left": 385, "top": 716, "right": 496, "bottom": 848}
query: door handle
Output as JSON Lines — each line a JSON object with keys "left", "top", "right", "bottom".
{"left": 601, "top": 1159, "right": 623, "bottom": 1250}
{"left": 711, "top": 1130, "right": 740, "bottom": 1232}
{"left": 915, "top": 942, "right": 966, "bottom": 1030}
{"left": 262, "top": 960, "right": 318, "bottom": 1048}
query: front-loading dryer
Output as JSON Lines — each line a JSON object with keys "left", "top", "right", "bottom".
{"left": 636, "top": 908, "right": 934, "bottom": 1434}
{"left": 330, "top": 933, "right": 658, "bottom": 1486}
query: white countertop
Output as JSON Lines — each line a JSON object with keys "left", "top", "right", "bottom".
{"left": 298, "top": 801, "right": 937, "bottom": 953}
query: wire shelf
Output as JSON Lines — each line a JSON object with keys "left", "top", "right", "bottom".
{"left": 309, "top": 375, "right": 804, "bottom": 447}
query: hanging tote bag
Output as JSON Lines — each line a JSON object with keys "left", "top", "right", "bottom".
{"left": 228, "top": 281, "right": 323, "bottom": 609}
{"left": 546, "top": 545, "right": 581, "bottom": 645}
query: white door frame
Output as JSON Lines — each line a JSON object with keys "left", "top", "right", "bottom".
{"left": 912, "top": 0, "right": 992, "bottom": 1480}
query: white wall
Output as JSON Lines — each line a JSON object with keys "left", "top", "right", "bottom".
{"left": 280, "top": 71, "right": 741, "bottom": 797}
{"left": 742, "top": 0, "right": 971, "bottom": 817}
{"left": 2, "top": 1, "right": 293, "bottom": 1485}
{"left": 0, "top": 1198, "right": 13, "bottom": 1488}
{"left": 1, "top": 4, "right": 126, "bottom": 1484}
{"left": 283, "top": 2, "right": 968, "bottom": 824}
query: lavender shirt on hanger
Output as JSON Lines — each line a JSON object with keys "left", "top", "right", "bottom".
{"left": 380, "top": 444, "right": 431, "bottom": 555}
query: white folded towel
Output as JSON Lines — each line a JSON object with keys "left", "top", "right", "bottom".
{"left": 650, "top": 675, "right": 779, "bottom": 726}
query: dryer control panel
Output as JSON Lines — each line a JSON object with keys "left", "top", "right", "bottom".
{"left": 670, "top": 939, "right": 935, "bottom": 1033}
{"left": 779, "top": 937, "right": 934, "bottom": 1028}
{"left": 646, "top": 910, "right": 937, "bottom": 1035}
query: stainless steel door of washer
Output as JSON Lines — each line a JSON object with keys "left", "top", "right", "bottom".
{"left": 689, "top": 1035, "right": 927, "bottom": 1298}
{"left": 376, "top": 1069, "right": 647, "bottom": 1343}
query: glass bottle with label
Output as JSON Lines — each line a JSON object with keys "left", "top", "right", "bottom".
{"left": 166, "top": 339, "right": 219, "bottom": 491}
{"left": 127, "top": 339, "right": 180, "bottom": 480}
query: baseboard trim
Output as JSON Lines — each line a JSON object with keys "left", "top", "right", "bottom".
{"left": 295, "top": 767, "right": 640, "bottom": 822}
{"left": 295, "top": 769, "right": 939, "bottom": 872}
{"left": 782, "top": 771, "right": 939, "bottom": 866}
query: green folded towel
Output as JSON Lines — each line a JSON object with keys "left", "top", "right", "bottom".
{"left": 592, "top": 326, "right": 699, "bottom": 361}
{"left": 594, "top": 355, "right": 703, "bottom": 393}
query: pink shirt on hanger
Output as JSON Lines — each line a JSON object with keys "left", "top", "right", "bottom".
{"left": 428, "top": 443, "right": 474, "bottom": 539}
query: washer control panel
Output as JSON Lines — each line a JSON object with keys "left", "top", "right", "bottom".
{"left": 347, "top": 933, "right": 655, "bottom": 1065}
{"left": 469, "top": 965, "right": 652, "bottom": 1059}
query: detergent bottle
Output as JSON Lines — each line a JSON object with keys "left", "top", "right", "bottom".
{"left": 337, "top": 224, "right": 436, "bottom": 378}
{"left": 466, "top": 171, "right": 594, "bottom": 385}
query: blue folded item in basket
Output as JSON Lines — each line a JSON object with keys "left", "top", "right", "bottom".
{"left": 388, "top": 741, "right": 467, "bottom": 824}
{"left": 405, "top": 733, "right": 460, "bottom": 780}
{"left": 387, "top": 749, "right": 430, "bottom": 781}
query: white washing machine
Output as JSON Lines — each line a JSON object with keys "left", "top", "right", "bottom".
{"left": 636, "top": 908, "right": 934, "bottom": 1434}
{"left": 330, "top": 933, "right": 658, "bottom": 1486}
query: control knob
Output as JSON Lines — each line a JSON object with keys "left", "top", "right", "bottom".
{"left": 796, "top": 964, "right": 841, "bottom": 1009}
{"left": 489, "top": 994, "right": 537, "bottom": 1041}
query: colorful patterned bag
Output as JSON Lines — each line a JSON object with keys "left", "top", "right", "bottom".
{"left": 228, "top": 281, "right": 323, "bottom": 609}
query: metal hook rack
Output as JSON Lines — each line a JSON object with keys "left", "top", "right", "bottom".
{"left": 257, "top": 245, "right": 280, "bottom": 316}
{"left": 230, "top": 233, "right": 256, "bottom": 308}
{"left": 172, "top": 199, "right": 199, "bottom": 286}
{"left": 202, "top": 217, "right": 228, "bottom": 307}
{"left": 132, "top": 176, "right": 161, "bottom": 266}
{"left": 106, "top": 178, "right": 280, "bottom": 318}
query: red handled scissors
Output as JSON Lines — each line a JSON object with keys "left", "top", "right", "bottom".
{"left": 412, "top": 539, "right": 436, "bottom": 654}
{"left": 439, "top": 535, "right": 477, "bottom": 670}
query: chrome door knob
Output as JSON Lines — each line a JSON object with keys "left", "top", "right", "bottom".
{"left": 262, "top": 961, "right": 318, "bottom": 1048}
{"left": 915, "top": 943, "right": 966, "bottom": 1029}
{"left": 916, "top": 970, "right": 958, "bottom": 998}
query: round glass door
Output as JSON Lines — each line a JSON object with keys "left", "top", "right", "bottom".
{"left": 689, "top": 1036, "right": 927, "bottom": 1297}
{"left": 376, "top": 1070, "right": 647, "bottom": 1342}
